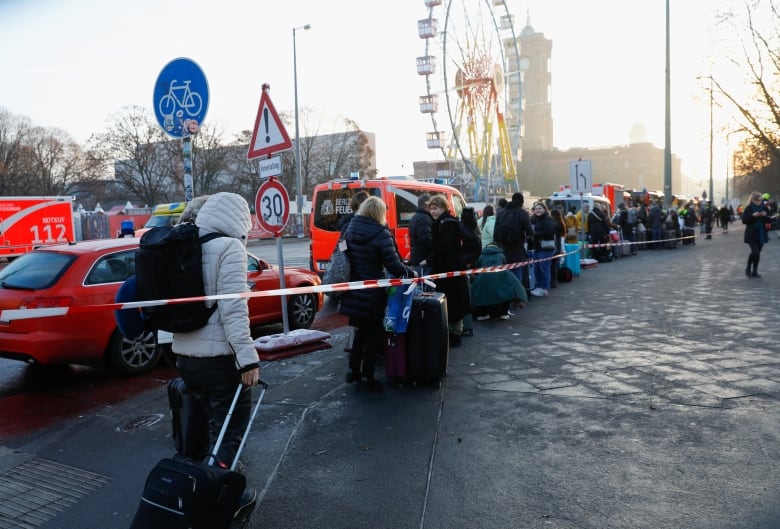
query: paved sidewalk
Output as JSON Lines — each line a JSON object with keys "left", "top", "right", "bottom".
{"left": 1, "top": 227, "right": 779, "bottom": 529}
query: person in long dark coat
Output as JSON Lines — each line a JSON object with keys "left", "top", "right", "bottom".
{"left": 588, "top": 204, "right": 610, "bottom": 261}
{"left": 419, "top": 194, "right": 470, "bottom": 347}
{"left": 408, "top": 193, "right": 433, "bottom": 270}
{"left": 742, "top": 191, "right": 770, "bottom": 278}
{"left": 493, "top": 192, "right": 533, "bottom": 294}
{"left": 338, "top": 196, "right": 415, "bottom": 389}
{"left": 718, "top": 205, "right": 731, "bottom": 234}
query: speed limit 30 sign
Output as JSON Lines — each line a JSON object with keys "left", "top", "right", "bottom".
{"left": 255, "top": 178, "right": 290, "bottom": 235}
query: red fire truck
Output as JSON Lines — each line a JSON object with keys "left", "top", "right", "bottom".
{"left": 0, "top": 196, "right": 76, "bottom": 259}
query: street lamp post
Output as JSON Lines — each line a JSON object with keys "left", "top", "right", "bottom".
{"left": 725, "top": 130, "right": 735, "bottom": 205}
{"left": 708, "top": 76, "right": 714, "bottom": 205}
{"left": 293, "top": 23, "right": 311, "bottom": 238}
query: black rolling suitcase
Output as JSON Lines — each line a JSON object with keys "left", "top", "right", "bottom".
{"left": 407, "top": 292, "right": 449, "bottom": 387}
{"left": 663, "top": 229, "right": 678, "bottom": 249}
{"left": 168, "top": 377, "right": 209, "bottom": 459}
{"left": 682, "top": 226, "right": 695, "bottom": 245}
{"left": 129, "top": 381, "right": 268, "bottom": 529}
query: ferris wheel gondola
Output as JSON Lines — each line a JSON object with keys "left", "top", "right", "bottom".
{"left": 417, "top": 0, "right": 522, "bottom": 201}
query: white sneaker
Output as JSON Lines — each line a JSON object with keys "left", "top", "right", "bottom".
{"left": 476, "top": 315, "right": 490, "bottom": 321}
{"left": 530, "top": 288, "right": 544, "bottom": 297}
{"left": 499, "top": 314, "right": 510, "bottom": 320}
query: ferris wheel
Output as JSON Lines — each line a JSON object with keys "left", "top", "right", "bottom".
{"left": 417, "top": 0, "right": 522, "bottom": 201}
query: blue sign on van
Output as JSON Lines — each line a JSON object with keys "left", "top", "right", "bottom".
{"left": 153, "top": 58, "right": 209, "bottom": 139}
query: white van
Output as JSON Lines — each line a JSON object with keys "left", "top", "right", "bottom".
{"left": 547, "top": 192, "right": 611, "bottom": 215}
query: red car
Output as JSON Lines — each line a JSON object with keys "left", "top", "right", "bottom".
{"left": 0, "top": 238, "right": 322, "bottom": 375}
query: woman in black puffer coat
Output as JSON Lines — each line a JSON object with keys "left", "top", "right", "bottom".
{"left": 419, "top": 194, "right": 471, "bottom": 347}
{"left": 338, "top": 196, "right": 415, "bottom": 389}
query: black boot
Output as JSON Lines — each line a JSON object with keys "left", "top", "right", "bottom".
{"left": 449, "top": 332, "right": 462, "bottom": 348}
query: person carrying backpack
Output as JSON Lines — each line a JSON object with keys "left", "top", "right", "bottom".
{"left": 493, "top": 192, "right": 533, "bottom": 295}
{"left": 172, "top": 192, "right": 260, "bottom": 518}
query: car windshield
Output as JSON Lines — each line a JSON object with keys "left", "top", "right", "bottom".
{"left": 144, "top": 215, "right": 178, "bottom": 228}
{"left": 0, "top": 251, "right": 76, "bottom": 290}
{"left": 312, "top": 188, "right": 382, "bottom": 232}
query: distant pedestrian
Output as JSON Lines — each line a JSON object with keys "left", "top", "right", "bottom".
{"left": 493, "top": 192, "right": 533, "bottom": 295}
{"left": 588, "top": 203, "right": 611, "bottom": 261}
{"left": 564, "top": 211, "right": 578, "bottom": 243}
{"left": 700, "top": 201, "right": 715, "bottom": 240}
{"left": 529, "top": 202, "right": 556, "bottom": 297}
{"left": 742, "top": 191, "right": 770, "bottom": 278}
{"left": 575, "top": 203, "right": 590, "bottom": 240}
{"left": 549, "top": 207, "right": 567, "bottom": 288}
{"left": 648, "top": 203, "right": 663, "bottom": 248}
{"left": 718, "top": 205, "right": 731, "bottom": 234}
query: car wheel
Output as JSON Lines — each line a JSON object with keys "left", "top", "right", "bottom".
{"left": 106, "top": 329, "right": 161, "bottom": 375}
{"left": 288, "top": 293, "right": 317, "bottom": 329}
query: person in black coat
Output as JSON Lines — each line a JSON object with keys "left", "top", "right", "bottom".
{"left": 408, "top": 193, "right": 433, "bottom": 270}
{"left": 338, "top": 196, "right": 415, "bottom": 389}
{"left": 588, "top": 203, "right": 610, "bottom": 261}
{"left": 742, "top": 191, "right": 771, "bottom": 278}
{"left": 419, "top": 194, "right": 470, "bottom": 347}
{"left": 493, "top": 192, "right": 533, "bottom": 293}
{"left": 529, "top": 202, "right": 557, "bottom": 296}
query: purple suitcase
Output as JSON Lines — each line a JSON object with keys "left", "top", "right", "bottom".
{"left": 384, "top": 333, "right": 408, "bottom": 382}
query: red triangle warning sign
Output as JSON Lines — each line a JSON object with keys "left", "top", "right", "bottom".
{"left": 247, "top": 87, "right": 293, "bottom": 160}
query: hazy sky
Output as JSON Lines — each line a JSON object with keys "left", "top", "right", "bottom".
{"left": 0, "top": 0, "right": 735, "bottom": 196}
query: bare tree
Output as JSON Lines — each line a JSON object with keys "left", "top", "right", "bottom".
{"left": 714, "top": 0, "right": 780, "bottom": 198}
{"left": 190, "top": 121, "right": 231, "bottom": 196}
{"left": 87, "top": 105, "right": 178, "bottom": 205}
{"left": 280, "top": 108, "right": 375, "bottom": 195}
{"left": 26, "top": 126, "right": 87, "bottom": 195}
{"left": 313, "top": 119, "right": 374, "bottom": 182}
{"left": 0, "top": 108, "right": 94, "bottom": 196}
{"left": 0, "top": 109, "right": 35, "bottom": 195}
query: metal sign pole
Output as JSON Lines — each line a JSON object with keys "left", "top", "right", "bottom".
{"left": 182, "top": 136, "right": 193, "bottom": 202}
{"left": 580, "top": 193, "right": 586, "bottom": 259}
{"left": 277, "top": 234, "right": 289, "bottom": 334}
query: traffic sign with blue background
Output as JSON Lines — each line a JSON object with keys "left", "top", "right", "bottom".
{"left": 153, "top": 57, "right": 209, "bottom": 139}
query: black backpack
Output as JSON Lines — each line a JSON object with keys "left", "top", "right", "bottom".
{"left": 494, "top": 208, "right": 518, "bottom": 245}
{"left": 443, "top": 217, "right": 482, "bottom": 268}
{"left": 135, "top": 222, "right": 225, "bottom": 333}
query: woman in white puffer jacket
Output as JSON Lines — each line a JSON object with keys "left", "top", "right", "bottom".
{"left": 173, "top": 192, "right": 260, "bottom": 473}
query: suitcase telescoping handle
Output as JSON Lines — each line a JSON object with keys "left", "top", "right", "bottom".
{"left": 208, "top": 379, "right": 269, "bottom": 469}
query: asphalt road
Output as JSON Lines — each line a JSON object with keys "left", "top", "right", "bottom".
{"left": 1, "top": 227, "right": 779, "bottom": 529}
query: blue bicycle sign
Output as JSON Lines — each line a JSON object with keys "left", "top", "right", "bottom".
{"left": 159, "top": 80, "right": 203, "bottom": 118}
{"left": 153, "top": 58, "right": 209, "bottom": 139}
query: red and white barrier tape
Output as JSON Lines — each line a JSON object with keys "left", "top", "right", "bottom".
{"left": 0, "top": 229, "right": 727, "bottom": 322}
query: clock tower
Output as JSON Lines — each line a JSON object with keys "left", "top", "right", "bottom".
{"left": 518, "top": 16, "right": 553, "bottom": 152}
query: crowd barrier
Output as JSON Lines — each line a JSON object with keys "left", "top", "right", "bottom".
{"left": 0, "top": 228, "right": 740, "bottom": 323}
